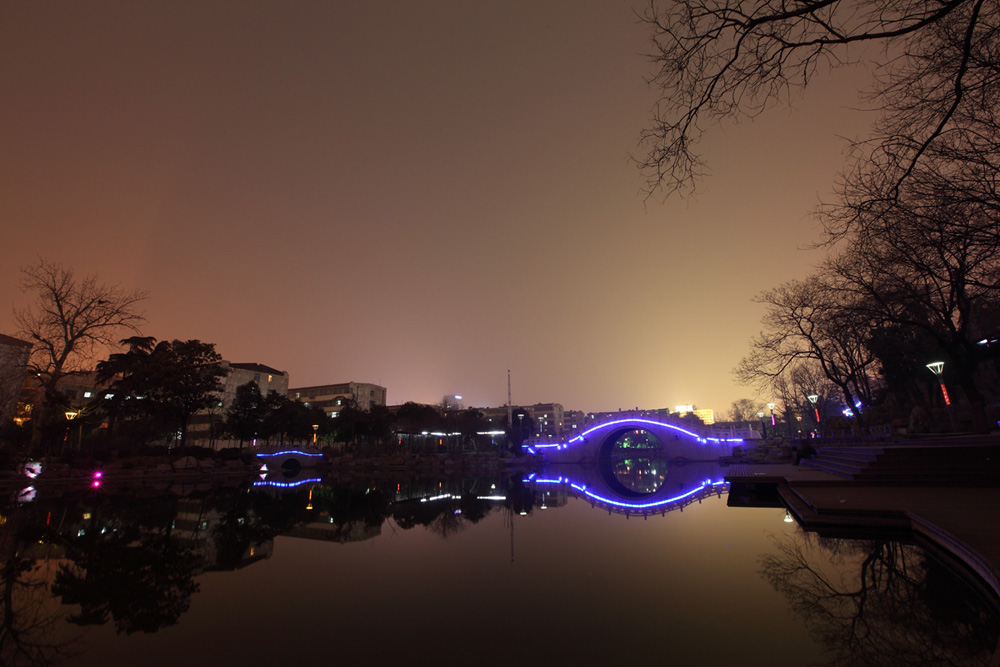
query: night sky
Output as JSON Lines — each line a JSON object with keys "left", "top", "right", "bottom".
{"left": 0, "top": 1, "right": 874, "bottom": 414}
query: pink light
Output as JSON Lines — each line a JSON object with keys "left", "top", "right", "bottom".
{"left": 91, "top": 480, "right": 101, "bottom": 488}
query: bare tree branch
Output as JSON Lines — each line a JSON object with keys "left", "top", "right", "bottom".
{"left": 636, "top": 0, "right": 996, "bottom": 200}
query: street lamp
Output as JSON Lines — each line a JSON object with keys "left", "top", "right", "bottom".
{"left": 758, "top": 411, "right": 767, "bottom": 440}
{"left": 807, "top": 394, "right": 820, "bottom": 426}
{"left": 312, "top": 424, "right": 319, "bottom": 444}
{"left": 926, "top": 361, "right": 956, "bottom": 430}
{"left": 767, "top": 402, "right": 776, "bottom": 426}
{"left": 65, "top": 410, "right": 83, "bottom": 450}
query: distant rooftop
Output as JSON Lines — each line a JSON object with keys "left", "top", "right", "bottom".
{"left": 0, "top": 333, "right": 32, "bottom": 348}
{"left": 228, "top": 362, "right": 286, "bottom": 375}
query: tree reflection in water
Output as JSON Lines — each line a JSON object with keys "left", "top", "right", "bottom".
{"left": 760, "top": 531, "right": 1000, "bottom": 666}
{"left": 0, "top": 512, "right": 77, "bottom": 667}
{"left": 53, "top": 539, "right": 199, "bottom": 635}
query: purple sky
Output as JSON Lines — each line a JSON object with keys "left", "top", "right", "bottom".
{"left": 1, "top": 1, "right": 875, "bottom": 415}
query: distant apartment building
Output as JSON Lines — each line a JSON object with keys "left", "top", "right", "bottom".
{"left": 57, "top": 371, "right": 106, "bottom": 410}
{"left": 692, "top": 409, "right": 715, "bottom": 425}
{"left": 478, "top": 402, "right": 570, "bottom": 438}
{"left": 219, "top": 362, "right": 289, "bottom": 406}
{"left": 526, "top": 403, "right": 564, "bottom": 438}
{"left": 0, "top": 334, "right": 32, "bottom": 422}
{"left": 479, "top": 405, "right": 510, "bottom": 431}
{"left": 189, "top": 361, "right": 290, "bottom": 446}
{"left": 675, "top": 405, "right": 715, "bottom": 425}
{"left": 289, "top": 382, "right": 387, "bottom": 417}
{"left": 562, "top": 410, "right": 586, "bottom": 435}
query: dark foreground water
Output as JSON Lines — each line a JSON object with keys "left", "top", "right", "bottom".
{"left": 2, "top": 462, "right": 997, "bottom": 666}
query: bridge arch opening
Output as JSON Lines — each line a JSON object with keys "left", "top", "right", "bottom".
{"left": 597, "top": 427, "right": 671, "bottom": 499}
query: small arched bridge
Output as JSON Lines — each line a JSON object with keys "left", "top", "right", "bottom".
{"left": 527, "top": 416, "right": 745, "bottom": 465}
{"left": 254, "top": 446, "right": 326, "bottom": 476}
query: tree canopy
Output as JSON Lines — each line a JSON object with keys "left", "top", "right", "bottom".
{"left": 95, "top": 339, "right": 224, "bottom": 449}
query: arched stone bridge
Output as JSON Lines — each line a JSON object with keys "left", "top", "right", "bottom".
{"left": 254, "top": 446, "right": 325, "bottom": 477}
{"left": 527, "top": 416, "right": 745, "bottom": 465}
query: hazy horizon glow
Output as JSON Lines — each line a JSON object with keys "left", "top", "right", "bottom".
{"left": 0, "top": 2, "right": 875, "bottom": 414}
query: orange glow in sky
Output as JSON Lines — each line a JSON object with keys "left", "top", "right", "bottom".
{"left": 0, "top": 2, "right": 875, "bottom": 414}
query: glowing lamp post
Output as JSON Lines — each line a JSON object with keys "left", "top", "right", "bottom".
{"left": 807, "top": 394, "right": 820, "bottom": 425}
{"left": 65, "top": 410, "right": 83, "bottom": 450}
{"left": 758, "top": 411, "right": 767, "bottom": 440}
{"left": 312, "top": 424, "right": 319, "bottom": 444}
{"left": 767, "top": 402, "right": 776, "bottom": 426}
{"left": 926, "top": 361, "right": 956, "bottom": 430}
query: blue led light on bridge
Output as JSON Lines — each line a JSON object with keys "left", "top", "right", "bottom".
{"left": 569, "top": 418, "right": 702, "bottom": 443}
{"left": 253, "top": 477, "right": 322, "bottom": 488}
{"left": 526, "top": 415, "right": 746, "bottom": 466}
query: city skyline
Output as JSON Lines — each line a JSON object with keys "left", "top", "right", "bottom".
{"left": 0, "top": 2, "right": 875, "bottom": 414}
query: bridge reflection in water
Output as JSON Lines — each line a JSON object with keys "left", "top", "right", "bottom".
{"left": 524, "top": 415, "right": 736, "bottom": 517}
{"left": 527, "top": 460, "right": 728, "bottom": 518}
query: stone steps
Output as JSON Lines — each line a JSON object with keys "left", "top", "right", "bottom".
{"left": 800, "top": 443, "right": 1000, "bottom": 485}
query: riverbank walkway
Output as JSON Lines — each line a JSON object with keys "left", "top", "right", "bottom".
{"left": 725, "top": 436, "right": 1000, "bottom": 610}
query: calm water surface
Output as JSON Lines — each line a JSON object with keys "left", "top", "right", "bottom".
{"left": 2, "top": 462, "right": 996, "bottom": 666}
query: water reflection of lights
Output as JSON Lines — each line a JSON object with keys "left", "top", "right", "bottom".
{"left": 420, "top": 493, "right": 509, "bottom": 503}
{"left": 254, "top": 449, "right": 324, "bottom": 459}
{"left": 611, "top": 456, "right": 669, "bottom": 495}
{"left": 525, "top": 475, "right": 729, "bottom": 512}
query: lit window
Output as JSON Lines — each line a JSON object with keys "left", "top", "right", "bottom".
{"left": 84, "top": 391, "right": 92, "bottom": 398}
{"left": 268, "top": 374, "right": 273, "bottom": 383}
